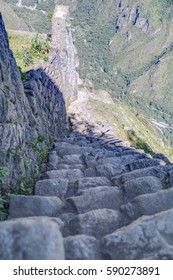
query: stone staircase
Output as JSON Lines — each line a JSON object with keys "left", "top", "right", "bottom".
{"left": 1, "top": 133, "right": 173, "bottom": 259}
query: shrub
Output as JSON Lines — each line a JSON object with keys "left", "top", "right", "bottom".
{"left": 0, "top": 167, "right": 9, "bottom": 181}
{"left": 22, "top": 50, "right": 33, "bottom": 66}
{"left": 31, "top": 34, "right": 42, "bottom": 52}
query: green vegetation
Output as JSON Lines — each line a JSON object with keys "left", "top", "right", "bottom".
{"left": 4, "top": 1, "right": 173, "bottom": 145}
{"left": 127, "top": 130, "right": 154, "bottom": 155}
{"left": 0, "top": 132, "right": 54, "bottom": 221}
{"left": 0, "top": 195, "right": 9, "bottom": 221}
{"left": 0, "top": 166, "right": 9, "bottom": 221}
{"left": 0, "top": 0, "right": 29, "bottom": 31}
{"left": 8, "top": 33, "right": 50, "bottom": 72}
{"left": 88, "top": 96, "right": 173, "bottom": 160}
{"left": 0, "top": 167, "right": 9, "bottom": 181}
{"left": 4, "top": 0, "right": 55, "bottom": 32}
{"left": 69, "top": 0, "right": 173, "bottom": 145}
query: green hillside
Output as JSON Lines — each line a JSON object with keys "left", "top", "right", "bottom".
{"left": 3, "top": 0, "right": 173, "bottom": 146}
{"left": 70, "top": 0, "right": 173, "bottom": 144}
{"left": 0, "top": 0, "right": 29, "bottom": 30}
{"left": 3, "top": 0, "right": 76, "bottom": 32}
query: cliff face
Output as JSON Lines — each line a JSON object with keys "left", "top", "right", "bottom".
{"left": 45, "top": 5, "right": 78, "bottom": 106}
{"left": 0, "top": 12, "right": 67, "bottom": 187}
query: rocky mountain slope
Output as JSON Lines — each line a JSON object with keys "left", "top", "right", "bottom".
{"left": 3, "top": 0, "right": 77, "bottom": 32}
{"left": 71, "top": 0, "right": 173, "bottom": 144}
{"left": 0, "top": 0, "right": 29, "bottom": 30}
{"left": 3, "top": 1, "right": 173, "bottom": 144}
{"left": 1, "top": 3, "right": 173, "bottom": 260}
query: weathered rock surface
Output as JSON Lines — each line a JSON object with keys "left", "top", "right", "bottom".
{"left": 44, "top": 169, "right": 84, "bottom": 181}
{"left": 57, "top": 146, "right": 93, "bottom": 156}
{"left": 76, "top": 177, "right": 112, "bottom": 191}
{"left": 112, "top": 165, "right": 170, "bottom": 186}
{"left": 67, "top": 187, "right": 124, "bottom": 214}
{"left": 35, "top": 178, "right": 69, "bottom": 198}
{"left": 0, "top": 12, "right": 67, "bottom": 187}
{"left": 102, "top": 209, "right": 173, "bottom": 260}
{"left": 96, "top": 163, "right": 124, "bottom": 178}
{"left": 61, "top": 154, "right": 84, "bottom": 165}
{"left": 67, "top": 209, "right": 124, "bottom": 238}
{"left": 64, "top": 235, "right": 101, "bottom": 260}
{"left": 121, "top": 188, "right": 173, "bottom": 221}
{"left": 97, "top": 154, "right": 145, "bottom": 166}
{"left": 8, "top": 195, "right": 65, "bottom": 218}
{"left": 0, "top": 217, "right": 64, "bottom": 260}
{"left": 48, "top": 5, "right": 78, "bottom": 105}
{"left": 3, "top": 132, "right": 173, "bottom": 260}
{"left": 126, "top": 158, "right": 162, "bottom": 171}
{"left": 122, "top": 176, "right": 163, "bottom": 199}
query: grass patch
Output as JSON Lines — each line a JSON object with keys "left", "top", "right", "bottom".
{"left": 88, "top": 96, "right": 173, "bottom": 160}
{"left": 127, "top": 129, "right": 154, "bottom": 155}
{"left": 8, "top": 33, "right": 51, "bottom": 72}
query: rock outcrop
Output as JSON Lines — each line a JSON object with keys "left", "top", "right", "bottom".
{"left": 116, "top": 1, "right": 150, "bottom": 35}
{"left": 0, "top": 12, "right": 67, "bottom": 187}
{"left": 44, "top": 5, "right": 79, "bottom": 106}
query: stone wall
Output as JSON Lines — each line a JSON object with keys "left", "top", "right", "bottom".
{"left": 0, "top": 13, "right": 67, "bottom": 188}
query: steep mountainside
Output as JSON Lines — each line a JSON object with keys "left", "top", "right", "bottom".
{"left": 2, "top": 4, "right": 173, "bottom": 261}
{"left": 3, "top": 0, "right": 77, "bottom": 32}
{"left": 4, "top": 1, "right": 173, "bottom": 144}
{"left": 0, "top": 0, "right": 29, "bottom": 30}
{"left": 70, "top": 0, "right": 173, "bottom": 143}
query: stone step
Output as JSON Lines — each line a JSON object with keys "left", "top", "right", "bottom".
{"left": 112, "top": 165, "right": 169, "bottom": 186}
{"left": 35, "top": 178, "right": 69, "bottom": 198}
{"left": 120, "top": 187, "right": 173, "bottom": 222}
{"left": 116, "top": 149, "right": 146, "bottom": 157}
{"left": 84, "top": 168, "right": 97, "bottom": 177}
{"left": 102, "top": 208, "right": 173, "bottom": 260}
{"left": 126, "top": 158, "right": 163, "bottom": 171}
{"left": 122, "top": 176, "right": 163, "bottom": 199}
{"left": 8, "top": 195, "right": 65, "bottom": 219}
{"left": 56, "top": 146, "right": 93, "bottom": 156}
{"left": 97, "top": 153, "right": 146, "bottom": 166}
{"left": 54, "top": 142, "right": 74, "bottom": 149}
{"left": 48, "top": 151, "right": 60, "bottom": 169}
{"left": 66, "top": 209, "right": 123, "bottom": 238}
{"left": 43, "top": 169, "right": 84, "bottom": 181}
{"left": 67, "top": 186, "right": 124, "bottom": 214}
{"left": 0, "top": 217, "right": 64, "bottom": 260}
{"left": 64, "top": 234, "right": 101, "bottom": 260}
{"left": 56, "top": 164, "right": 85, "bottom": 171}
{"left": 76, "top": 177, "right": 112, "bottom": 191}
{"left": 60, "top": 154, "right": 84, "bottom": 165}
{"left": 4, "top": 130, "right": 173, "bottom": 260}
{"left": 96, "top": 163, "right": 125, "bottom": 178}
{"left": 94, "top": 149, "right": 146, "bottom": 159}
